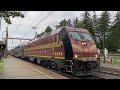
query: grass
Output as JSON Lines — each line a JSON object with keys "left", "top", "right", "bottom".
{"left": 0, "top": 59, "right": 3, "bottom": 79}
{"left": 100, "top": 56, "right": 120, "bottom": 66}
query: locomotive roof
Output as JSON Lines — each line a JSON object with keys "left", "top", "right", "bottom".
{"left": 64, "top": 26, "right": 89, "bottom": 33}
{"left": 25, "top": 26, "right": 64, "bottom": 45}
{"left": 25, "top": 26, "right": 89, "bottom": 46}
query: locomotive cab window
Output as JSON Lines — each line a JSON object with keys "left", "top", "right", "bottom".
{"left": 69, "top": 32, "right": 81, "bottom": 41}
{"left": 80, "top": 32, "right": 93, "bottom": 42}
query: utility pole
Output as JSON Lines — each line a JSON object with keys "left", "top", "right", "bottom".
{"left": 32, "top": 26, "right": 38, "bottom": 39}
{"left": 4, "top": 26, "right": 8, "bottom": 58}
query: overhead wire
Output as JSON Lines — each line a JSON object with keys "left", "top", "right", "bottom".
{"left": 34, "top": 11, "right": 53, "bottom": 26}
{"left": 12, "top": 11, "right": 27, "bottom": 35}
{"left": 21, "top": 11, "right": 45, "bottom": 37}
{"left": 21, "top": 11, "right": 44, "bottom": 33}
{"left": 23, "top": 11, "right": 53, "bottom": 38}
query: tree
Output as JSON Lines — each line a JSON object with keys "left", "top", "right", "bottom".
{"left": 81, "top": 11, "right": 95, "bottom": 38}
{"left": 55, "top": 19, "right": 68, "bottom": 29}
{"left": 107, "top": 11, "right": 120, "bottom": 52}
{"left": 77, "top": 21, "right": 85, "bottom": 28}
{"left": 0, "top": 11, "right": 24, "bottom": 24}
{"left": 45, "top": 26, "right": 52, "bottom": 33}
{"left": 67, "top": 19, "right": 72, "bottom": 26}
{"left": 36, "top": 32, "right": 44, "bottom": 38}
{"left": 36, "top": 26, "right": 52, "bottom": 38}
{"left": 73, "top": 17, "right": 79, "bottom": 28}
{"left": 92, "top": 11, "right": 99, "bottom": 47}
{"left": 97, "top": 11, "right": 110, "bottom": 49}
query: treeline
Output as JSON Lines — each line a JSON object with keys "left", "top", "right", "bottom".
{"left": 37, "top": 11, "right": 120, "bottom": 52}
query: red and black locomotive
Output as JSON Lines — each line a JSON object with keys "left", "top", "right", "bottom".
{"left": 10, "top": 26, "right": 100, "bottom": 76}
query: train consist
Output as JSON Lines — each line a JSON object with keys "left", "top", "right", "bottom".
{"left": 9, "top": 26, "right": 100, "bottom": 76}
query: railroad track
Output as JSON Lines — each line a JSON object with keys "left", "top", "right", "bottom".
{"left": 92, "top": 67, "right": 120, "bottom": 79}
{"left": 38, "top": 65, "right": 102, "bottom": 79}
{"left": 41, "top": 66, "right": 103, "bottom": 79}
{"left": 33, "top": 62, "right": 104, "bottom": 79}
{"left": 18, "top": 58, "right": 101, "bottom": 79}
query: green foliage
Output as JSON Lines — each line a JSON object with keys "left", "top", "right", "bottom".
{"left": 0, "top": 11, "right": 24, "bottom": 24}
{"left": 73, "top": 17, "right": 79, "bottom": 28}
{"left": 0, "top": 60, "right": 3, "bottom": 79}
{"left": 81, "top": 11, "right": 94, "bottom": 37}
{"left": 37, "top": 26, "right": 52, "bottom": 38}
{"left": 45, "top": 26, "right": 52, "bottom": 33}
{"left": 36, "top": 32, "right": 44, "bottom": 38}
{"left": 100, "top": 56, "right": 120, "bottom": 66}
{"left": 97, "top": 11, "right": 111, "bottom": 49}
{"left": 67, "top": 19, "right": 72, "bottom": 26}
{"left": 106, "top": 11, "right": 120, "bottom": 52}
{"left": 56, "top": 19, "right": 69, "bottom": 29}
{"left": 77, "top": 21, "right": 85, "bottom": 28}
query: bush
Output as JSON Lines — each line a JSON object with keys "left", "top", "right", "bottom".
{"left": 0, "top": 59, "right": 3, "bottom": 79}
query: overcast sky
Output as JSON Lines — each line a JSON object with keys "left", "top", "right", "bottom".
{"left": 0, "top": 11, "right": 117, "bottom": 50}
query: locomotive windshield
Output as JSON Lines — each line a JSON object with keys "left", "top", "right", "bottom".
{"left": 69, "top": 31, "right": 93, "bottom": 41}
{"left": 80, "top": 32, "right": 93, "bottom": 41}
{"left": 69, "top": 32, "right": 81, "bottom": 41}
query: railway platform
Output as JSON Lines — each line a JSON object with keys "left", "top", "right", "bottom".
{"left": 2, "top": 55, "right": 68, "bottom": 79}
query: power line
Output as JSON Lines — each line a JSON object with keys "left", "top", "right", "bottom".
{"left": 21, "top": 11, "right": 44, "bottom": 33}
{"left": 12, "top": 11, "right": 27, "bottom": 36}
{"left": 23, "top": 11, "right": 53, "bottom": 38}
{"left": 35, "top": 11, "right": 53, "bottom": 26}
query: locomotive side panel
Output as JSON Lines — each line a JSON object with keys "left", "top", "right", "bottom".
{"left": 24, "top": 36, "right": 53, "bottom": 60}
{"left": 14, "top": 26, "right": 100, "bottom": 76}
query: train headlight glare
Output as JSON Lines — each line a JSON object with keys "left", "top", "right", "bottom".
{"left": 84, "top": 42, "right": 86, "bottom": 45}
{"left": 95, "top": 54, "right": 98, "bottom": 58}
{"left": 75, "top": 54, "right": 78, "bottom": 59}
{"left": 81, "top": 41, "right": 87, "bottom": 46}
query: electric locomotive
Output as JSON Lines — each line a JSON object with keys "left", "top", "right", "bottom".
{"left": 12, "top": 26, "right": 100, "bottom": 76}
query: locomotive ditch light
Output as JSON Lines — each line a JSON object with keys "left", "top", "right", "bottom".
{"left": 81, "top": 41, "right": 87, "bottom": 46}
{"left": 74, "top": 54, "right": 78, "bottom": 59}
{"left": 95, "top": 54, "right": 98, "bottom": 58}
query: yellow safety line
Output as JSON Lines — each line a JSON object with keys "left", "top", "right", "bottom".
{"left": 27, "top": 65, "right": 54, "bottom": 79}
{"left": 17, "top": 59, "right": 54, "bottom": 79}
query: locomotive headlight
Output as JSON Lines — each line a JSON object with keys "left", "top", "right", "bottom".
{"left": 74, "top": 54, "right": 78, "bottom": 59}
{"left": 84, "top": 42, "right": 87, "bottom": 45}
{"left": 95, "top": 54, "right": 98, "bottom": 58}
{"left": 81, "top": 41, "right": 87, "bottom": 46}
